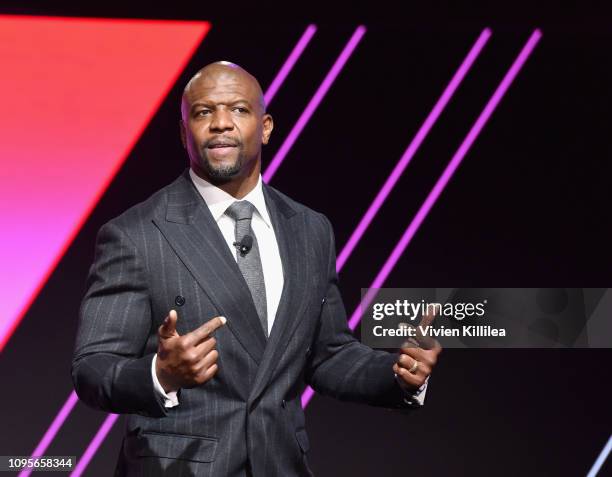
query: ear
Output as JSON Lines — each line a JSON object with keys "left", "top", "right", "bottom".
{"left": 179, "top": 120, "right": 187, "bottom": 149}
{"left": 261, "top": 113, "right": 274, "bottom": 145}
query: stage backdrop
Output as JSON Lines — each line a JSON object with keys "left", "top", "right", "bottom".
{"left": 0, "top": 2, "right": 610, "bottom": 476}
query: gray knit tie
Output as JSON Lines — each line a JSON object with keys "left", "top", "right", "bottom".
{"left": 224, "top": 200, "right": 268, "bottom": 337}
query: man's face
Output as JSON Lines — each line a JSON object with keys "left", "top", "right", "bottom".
{"left": 181, "top": 68, "right": 272, "bottom": 182}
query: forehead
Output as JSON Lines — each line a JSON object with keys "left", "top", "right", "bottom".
{"left": 184, "top": 69, "right": 259, "bottom": 105}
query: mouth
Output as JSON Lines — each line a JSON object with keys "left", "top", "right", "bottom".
{"left": 207, "top": 144, "right": 236, "bottom": 149}
{"left": 205, "top": 140, "right": 239, "bottom": 159}
{"left": 206, "top": 139, "right": 238, "bottom": 150}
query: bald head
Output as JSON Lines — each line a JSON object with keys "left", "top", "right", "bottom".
{"left": 179, "top": 60, "right": 274, "bottom": 189}
{"left": 181, "top": 61, "right": 265, "bottom": 119}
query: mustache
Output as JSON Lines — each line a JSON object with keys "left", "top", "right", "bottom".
{"left": 202, "top": 137, "right": 241, "bottom": 148}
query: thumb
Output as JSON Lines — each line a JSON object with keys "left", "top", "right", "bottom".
{"left": 158, "top": 309, "right": 179, "bottom": 339}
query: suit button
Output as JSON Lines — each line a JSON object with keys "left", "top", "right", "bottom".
{"left": 175, "top": 295, "right": 185, "bottom": 306}
{"left": 321, "top": 297, "right": 326, "bottom": 305}
{"left": 305, "top": 347, "right": 311, "bottom": 357}
{"left": 281, "top": 399, "right": 286, "bottom": 408}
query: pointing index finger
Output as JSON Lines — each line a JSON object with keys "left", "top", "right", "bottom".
{"left": 418, "top": 309, "right": 437, "bottom": 328}
{"left": 411, "top": 309, "right": 438, "bottom": 350}
{"left": 184, "top": 316, "right": 227, "bottom": 347}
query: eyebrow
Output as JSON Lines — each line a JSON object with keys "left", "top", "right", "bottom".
{"left": 190, "top": 99, "right": 253, "bottom": 112}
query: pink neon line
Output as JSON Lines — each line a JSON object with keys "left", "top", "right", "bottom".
{"left": 587, "top": 434, "right": 612, "bottom": 477}
{"left": 303, "top": 29, "right": 543, "bottom": 409}
{"left": 70, "top": 414, "right": 119, "bottom": 477}
{"left": 18, "top": 391, "right": 79, "bottom": 477}
{"left": 335, "top": 28, "right": 491, "bottom": 272}
{"left": 263, "top": 26, "right": 367, "bottom": 183}
{"left": 264, "top": 24, "right": 317, "bottom": 106}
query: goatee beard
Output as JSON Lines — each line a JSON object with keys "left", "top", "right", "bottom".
{"left": 201, "top": 155, "right": 243, "bottom": 183}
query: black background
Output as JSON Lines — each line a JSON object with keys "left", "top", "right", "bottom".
{"left": 1, "top": 1, "right": 611, "bottom": 475}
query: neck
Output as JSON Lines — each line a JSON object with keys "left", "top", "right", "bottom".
{"left": 192, "top": 158, "right": 261, "bottom": 199}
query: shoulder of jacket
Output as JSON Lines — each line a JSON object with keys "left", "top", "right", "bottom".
{"left": 264, "top": 184, "right": 330, "bottom": 226}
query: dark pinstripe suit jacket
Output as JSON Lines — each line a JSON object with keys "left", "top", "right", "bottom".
{"left": 71, "top": 167, "right": 412, "bottom": 477}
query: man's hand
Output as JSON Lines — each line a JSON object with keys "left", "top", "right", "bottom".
{"left": 393, "top": 311, "right": 442, "bottom": 390}
{"left": 155, "top": 309, "right": 226, "bottom": 393}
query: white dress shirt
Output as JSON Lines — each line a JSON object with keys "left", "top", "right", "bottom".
{"left": 152, "top": 168, "right": 426, "bottom": 408}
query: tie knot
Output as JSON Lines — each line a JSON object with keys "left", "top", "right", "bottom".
{"left": 225, "top": 200, "right": 256, "bottom": 221}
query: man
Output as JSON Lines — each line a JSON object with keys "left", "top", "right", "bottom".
{"left": 71, "top": 61, "right": 441, "bottom": 476}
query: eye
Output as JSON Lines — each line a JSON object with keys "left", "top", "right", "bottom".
{"left": 195, "top": 109, "right": 211, "bottom": 117}
{"left": 232, "top": 107, "right": 248, "bottom": 113}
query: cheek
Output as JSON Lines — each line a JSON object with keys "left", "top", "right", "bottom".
{"left": 187, "top": 119, "right": 207, "bottom": 138}
{"left": 186, "top": 132, "right": 207, "bottom": 158}
{"left": 192, "top": 125, "right": 207, "bottom": 143}
{"left": 243, "top": 123, "right": 263, "bottom": 147}
{"left": 187, "top": 134, "right": 201, "bottom": 153}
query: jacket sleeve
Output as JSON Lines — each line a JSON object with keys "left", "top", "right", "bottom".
{"left": 71, "top": 220, "right": 168, "bottom": 418}
{"left": 303, "top": 214, "right": 415, "bottom": 410}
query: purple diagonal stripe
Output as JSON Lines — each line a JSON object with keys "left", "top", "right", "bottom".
{"left": 335, "top": 28, "right": 491, "bottom": 272}
{"left": 587, "top": 434, "right": 612, "bottom": 477}
{"left": 264, "top": 24, "right": 317, "bottom": 106}
{"left": 349, "top": 28, "right": 542, "bottom": 327}
{"left": 18, "top": 391, "right": 79, "bottom": 477}
{"left": 70, "top": 414, "right": 119, "bottom": 477}
{"left": 303, "top": 29, "right": 542, "bottom": 408}
{"left": 263, "top": 26, "right": 366, "bottom": 183}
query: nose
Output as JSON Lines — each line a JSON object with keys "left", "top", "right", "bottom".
{"left": 209, "top": 108, "right": 234, "bottom": 133}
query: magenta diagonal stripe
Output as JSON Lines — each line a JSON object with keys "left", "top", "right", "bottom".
{"left": 264, "top": 24, "right": 317, "bottom": 106}
{"left": 354, "top": 28, "right": 542, "bottom": 313}
{"left": 335, "top": 28, "right": 492, "bottom": 272}
{"left": 587, "top": 434, "right": 612, "bottom": 477}
{"left": 302, "top": 28, "right": 543, "bottom": 408}
{"left": 70, "top": 414, "right": 119, "bottom": 477}
{"left": 263, "top": 25, "right": 367, "bottom": 183}
{"left": 18, "top": 391, "right": 79, "bottom": 477}
{"left": 26, "top": 27, "right": 320, "bottom": 473}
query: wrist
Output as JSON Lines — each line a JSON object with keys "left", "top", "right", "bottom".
{"left": 155, "top": 355, "right": 179, "bottom": 394}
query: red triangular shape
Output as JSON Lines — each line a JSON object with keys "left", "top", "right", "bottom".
{"left": 0, "top": 15, "right": 211, "bottom": 350}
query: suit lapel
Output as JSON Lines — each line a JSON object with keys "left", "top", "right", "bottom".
{"left": 247, "top": 184, "right": 311, "bottom": 406}
{"left": 152, "top": 169, "right": 267, "bottom": 365}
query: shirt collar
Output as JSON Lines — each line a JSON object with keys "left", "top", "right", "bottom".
{"left": 188, "top": 167, "right": 272, "bottom": 228}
